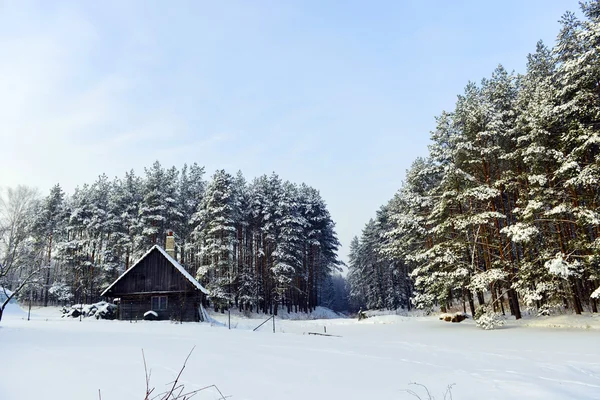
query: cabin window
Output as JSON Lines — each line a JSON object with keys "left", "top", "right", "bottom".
{"left": 151, "top": 296, "right": 168, "bottom": 310}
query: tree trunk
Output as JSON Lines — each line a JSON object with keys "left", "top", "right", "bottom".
{"left": 570, "top": 278, "right": 583, "bottom": 314}
{"left": 476, "top": 291, "right": 485, "bottom": 307}
{"left": 43, "top": 234, "right": 53, "bottom": 307}
{"left": 498, "top": 287, "right": 506, "bottom": 316}
{"left": 508, "top": 288, "right": 521, "bottom": 319}
{"left": 490, "top": 284, "right": 498, "bottom": 312}
{"left": 467, "top": 291, "right": 476, "bottom": 317}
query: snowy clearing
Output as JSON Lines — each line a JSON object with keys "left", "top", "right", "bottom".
{"left": 1, "top": 305, "right": 600, "bottom": 400}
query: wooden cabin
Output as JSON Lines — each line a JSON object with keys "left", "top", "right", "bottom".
{"left": 101, "top": 244, "right": 209, "bottom": 322}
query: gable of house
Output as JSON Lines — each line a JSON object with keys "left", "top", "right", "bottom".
{"left": 101, "top": 246, "right": 207, "bottom": 297}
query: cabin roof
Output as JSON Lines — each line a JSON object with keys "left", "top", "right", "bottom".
{"left": 100, "top": 245, "right": 209, "bottom": 296}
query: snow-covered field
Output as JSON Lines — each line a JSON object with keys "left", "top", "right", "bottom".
{"left": 2, "top": 304, "right": 600, "bottom": 400}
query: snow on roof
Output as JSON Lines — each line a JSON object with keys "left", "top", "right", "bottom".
{"left": 100, "top": 245, "right": 209, "bottom": 296}
{"left": 154, "top": 246, "right": 209, "bottom": 294}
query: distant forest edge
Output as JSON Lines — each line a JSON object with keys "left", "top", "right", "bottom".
{"left": 347, "top": 1, "right": 600, "bottom": 318}
{"left": 0, "top": 163, "right": 349, "bottom": 315}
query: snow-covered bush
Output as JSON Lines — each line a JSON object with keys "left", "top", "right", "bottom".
{"left": 474, "top": 306, "right": 504, "bottom": 330}
{"left": 48, "top": 282, "right": 73, "bottom": 303}
{"left": 536, "top": 304, "right": 552, "bottom": 317}
{"left": 544, "top": 253, "right": 580, "bottom": 278}
{"left": 62, "top": 301, "right": 117, "bottom": 320}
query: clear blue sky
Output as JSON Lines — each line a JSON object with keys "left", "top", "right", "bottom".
{"left": 0, "top": 0, "right": 582, "bottom": 265}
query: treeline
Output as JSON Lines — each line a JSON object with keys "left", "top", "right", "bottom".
{"left": 348, "top": 2, "right": 600, "bottom": 318}
{"left": 0, "top": 162, "right": 342, "bottom": 315}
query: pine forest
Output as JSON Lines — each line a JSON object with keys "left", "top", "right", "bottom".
{"left": 0, "top": 164, "right": 342, "bottom": 315}
{"left": 347, "top": 2, "right": 600, "bottom": 319}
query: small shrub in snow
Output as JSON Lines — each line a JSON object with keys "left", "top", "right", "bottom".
{"left": 537, "top": 305, "right": 551, "bottom": 317}
{"left": 474, "top": 306, "right": 504, "bottom": 330}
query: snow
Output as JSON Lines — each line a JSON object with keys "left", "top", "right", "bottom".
{"left": 500, "top": 222, "right": 539, "bottom": 243}
{"left": 468, "top": 269, "right": 507, "bottom": 291}
{"left": 544, "top": 253, "right": 575, "bottom": 278}
{"left": 2, "top": 307, "right": 600, "bottom": 399}
{"left": 277, "top": 306, "right": 342, "bottom": 320}
{"left": 0, "top": 286, "right": 16, "bottom": 303}
{"left": 1, "top": 301, "right": 25, "bottom": 316}
{"left": 528, "top": 174, "right": 548, "bottom": 186}
{"left": 144, "top": 310, "right": 158, "bottom": 317}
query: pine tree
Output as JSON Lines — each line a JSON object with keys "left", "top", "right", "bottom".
{"left": 33, "top": 184, "right": 66, "bottom": 306}
{"left": 177, "top": 163, "right": 205, "bottom": 268}
{"left": 138, "top": 161, "right": 179, "bottom": 252}
{"left": 347, "top": 236, "right": 366, "bottom": 311}
{"left": 272, "top": 182, "right": 305, "bottom": 313}
{"left": 194, "top": 170, "right": 237, "bottom": 311}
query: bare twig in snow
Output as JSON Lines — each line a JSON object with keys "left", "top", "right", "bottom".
{"left": 140, "top": 347, "right": 227, "bottom": 400}
{"left": 401, "top": 382, "right": 455, "bottom": 400}
{"left": 443, "top": 384, "right": 456, "bottom": 400}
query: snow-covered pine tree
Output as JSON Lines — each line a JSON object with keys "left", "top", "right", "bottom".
{"left": 232, "top": 171, "right": 256, "bottom": 312}
{"left": 138, "top": 161, "right": 180, "bottom": 253}
{"left": 510, "top": 41, "right": 565, "bottom": 314}
{"left": 347, "top": 236, "right": 366, "bottom": 310}
{"left": 177, "top": 163, "right": 205, "bottom": 269}
{"left": 246, "top": 174, "right": 277, "bottom": 313}
{"left": 194, "top": 170, "right": 237, "bottom": 311}
{"left": 550, "top": 3, "right": 600, "bottom": 313}
{"left": 410, "top": 108, "right": 474, "bottom": 314}
{"left": 272, "top": 181, "right": 306, "bottom": 314}
{"left": 379, "top": 161, "right": 435, "bottom": 311}
{"left": 111, "top": 170, "right": 143, "bottom": 272}
{"left": 298, "top": 184, "right": 341, "bottom": 312}
{"left": 33, "top": 184, "right": 67, "bottom": 306}
{"left": 83, "top": 174, "right": 112, "bottom": 301}
{"left": 59, "top": 185, "right": 93, "bottom": 304}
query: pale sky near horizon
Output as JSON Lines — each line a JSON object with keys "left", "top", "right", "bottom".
{"left": 0, "top": 0, "right": 582, "bottom": 265}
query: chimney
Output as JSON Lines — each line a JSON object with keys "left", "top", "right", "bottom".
{"left": 166, "top": 230, "right": 175, "bottom": 259}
